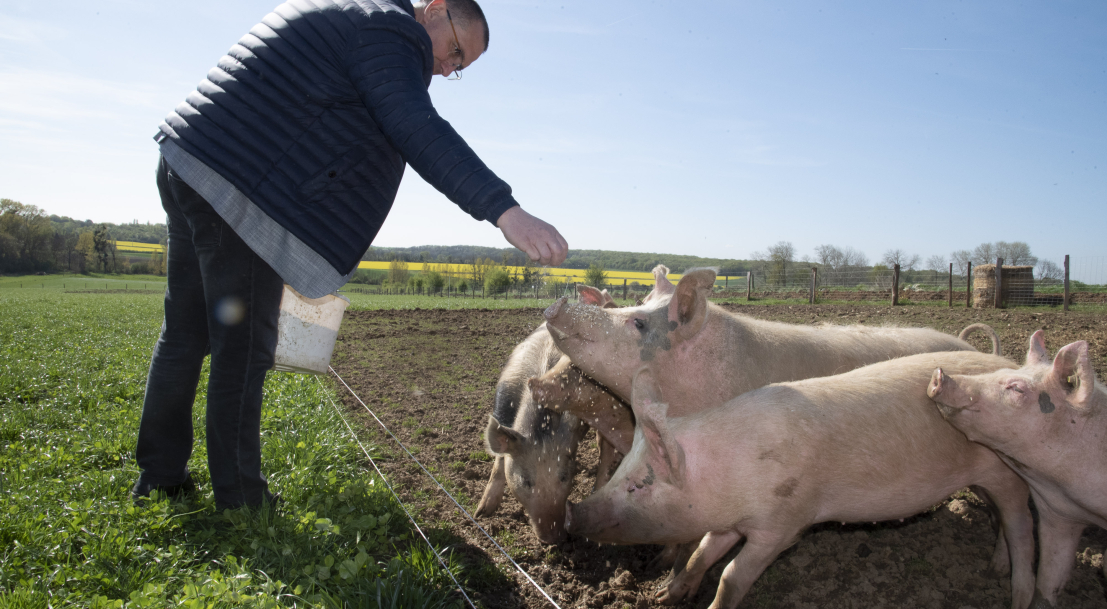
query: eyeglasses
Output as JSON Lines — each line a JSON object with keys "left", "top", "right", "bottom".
{"left": 446, "top": 9, "right": 463, "bottom": 80}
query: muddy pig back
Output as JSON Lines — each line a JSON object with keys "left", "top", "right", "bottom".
{"left": 475, "top": 323, "right": 589, "bottom": 544}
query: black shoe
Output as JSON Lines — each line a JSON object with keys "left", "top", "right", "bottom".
{"left": 132, "top": 473, "right": 197, "bottom": 505}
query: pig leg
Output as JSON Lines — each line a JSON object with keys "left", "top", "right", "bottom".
{"left": 658, "top": 530, "right": 742, "bottom": 605}
{"left": 475, "top": 455, "right": 507, "bottom": 517}
{"left": 708, "top": 530, "right": 796, "bottom": 609}
{"left": 972, "top": 476, "right": 1036, "bottom": 609}
{"left": 649, "top": 540, "right": 698, "bottom": 573}
{"left": 593, "top": 435, "right": 623, "bottom": 491}
{"left": 1031, "top": 508, "right": 1086, "bottom": 608}
{"left": 969, "top": 485, "right": 1011, "bottom": 575}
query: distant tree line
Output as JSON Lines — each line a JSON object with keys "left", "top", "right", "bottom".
{"left": 748, "top": 240, "right": 1064, "bottom": 287}
{"left": 0, "top": 198, "right": 167, "bottom": 275}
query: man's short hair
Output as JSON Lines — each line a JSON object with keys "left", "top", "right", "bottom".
{"left": 447, "top": 0, "right": 489, "bottom": 51}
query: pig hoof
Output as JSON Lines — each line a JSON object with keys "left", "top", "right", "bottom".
{"left": 655, "top": 587, "right": 683, "bottom": 606}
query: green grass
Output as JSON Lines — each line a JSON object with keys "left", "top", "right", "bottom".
{"left": 0, "top": 290, "right": 464, "bottom": 608}
{"left": 0, "top": 272, "right": 168, "bottom": 291}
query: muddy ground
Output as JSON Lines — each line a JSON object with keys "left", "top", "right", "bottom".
{"left": 330, "top": 302, "right": 1107, "bottom": 609}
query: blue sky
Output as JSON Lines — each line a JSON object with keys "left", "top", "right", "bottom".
{"left": 1, "top": 0, "right": 1104, "bottom": 271}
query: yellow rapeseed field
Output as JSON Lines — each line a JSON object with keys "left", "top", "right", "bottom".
{"left": 113, "top": 242, "right": 677, "bottom": 285}
{"left": 356, "top": 261, "right": 681, "bottom": 286}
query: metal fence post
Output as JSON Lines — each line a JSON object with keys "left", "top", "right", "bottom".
{"left": 948, "top": 263, "right": 953, "bottom": 307}
{"left": 809, "top": 267, "right": 817, "bottom": 304}
{"left": 1064, "top": 255, "right": 1070, "bottom": 312}
{"left": 892, "top": 264, "right": 900, "bottom": 306}
{"left": 994, "top": 257, "right": 1004, "bottom": 309}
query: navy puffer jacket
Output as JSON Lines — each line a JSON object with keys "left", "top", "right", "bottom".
{"left": 157, "top": 0, "right": 517, "bottom": 294}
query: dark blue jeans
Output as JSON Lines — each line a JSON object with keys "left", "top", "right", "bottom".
{"left": 135, "top": 155, "right": 284, "bottom": 509}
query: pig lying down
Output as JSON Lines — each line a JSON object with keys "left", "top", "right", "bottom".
{"left": 929, "top": 331, "right": 1107, "bottom": 609}
{"left": 568, "top": 352, "right": 1036, "bottom": 609}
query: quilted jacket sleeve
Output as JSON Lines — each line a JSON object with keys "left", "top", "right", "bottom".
{"left": 346, "top": 27, "right": 518, "bottom": 225}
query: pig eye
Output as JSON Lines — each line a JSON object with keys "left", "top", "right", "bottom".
{"left": 633, "top": 318, "right": 645, "bottom": 330}
{"left": 1006, "top": 383, "right": 1024, "bottom": 394}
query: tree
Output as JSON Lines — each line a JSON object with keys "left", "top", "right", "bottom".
{"left": 970, "top": 241, "right": 1037, "bottom": 267}
{"left": 881, "top": 249, "right": 920, "bottom": 271}
{"left": 584, "top": 263, "right": 608, "bottom": 288}
{"left": 91, "top": 225, "right": 116, "bottom": 272}
{"left": 813, "top": 244, "right": 868, "bottom": 272}
{"left": 951, "top": 250, "right": 972, "bottom": 278}
{"left": 388, "top": 257, "right": 409, "bottom": 285}
{"left": 468, "top": 257, "right": 496, "bottom": 287}
{"left": 814, "top": 244, "right": 841, "bottom": 268}
{"left": 1036, "top": 259, "right": 1063, "bottom": 283}
{"left": 995, "top": 241, "right": 1037, "bottom": 266}
{"left": 0, "top": 198, "right": 53, "bottom": 272}
{"left": 925, "top": 255, "right": 947, "bottom": 272}
{"left": 972, "top": 242, "right": 996, "bottom": 264}
{"left": 753, "top": 241, "right": 794, "bottom": 286}
{"left": 485, "top": 268, "right": 511, "bottom": 295}
{"left": 425, "top": 270, "right": 445, "bottom": 293}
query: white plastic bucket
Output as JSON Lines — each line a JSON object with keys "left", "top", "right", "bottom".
{"left": 273, "top": 285, "right": 350, "bottom": 374}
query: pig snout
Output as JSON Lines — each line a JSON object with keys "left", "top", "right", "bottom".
{"left": 927, "top": 368, "right": 947, "bottom": 400}
{"left": 928, "top": 368, "right": 972, "bottom": 416}
{"left": 544, "top": 297, "right": 569, "bottom": 327}
{"left": 532, "top": 507, "right": 569, "bottom": 544}
{"left": 564, "top": 498, "right": 618, "bottom": 541}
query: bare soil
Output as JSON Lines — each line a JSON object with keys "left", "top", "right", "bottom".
{"left": 330, "top": 303, "right": 1107, "bottom": 609}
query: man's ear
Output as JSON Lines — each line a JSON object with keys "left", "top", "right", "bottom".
{"left": 577, "top": 284, "right": 607, "bottom": 307}
{"left": 1050, "top": 341, "right": 1096, "bottom": 407}
{"left": 631, "top": 369, "right": 685, "bottom": 488}
{"left": 668, "top": 268, "right": 715, "bottom": 340}
{"left": 1026, "top": 330, "right": 1051, "bottom": 366}
{"left": 485, "top": 416, "right": 525, "bottom": 456}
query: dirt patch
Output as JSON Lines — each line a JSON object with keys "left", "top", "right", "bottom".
{"left": 331, "top": 304, "right": 1107, "bottom": 608}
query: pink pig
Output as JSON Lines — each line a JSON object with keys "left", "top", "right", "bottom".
{"left": 568, "top": 351, "right": 1036, "bottom": 609}
{"left": 928, "top": 331, "right": 1107, "bottom": 608}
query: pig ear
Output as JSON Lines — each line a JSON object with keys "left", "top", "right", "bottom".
{"left": 576, "top": 284, "right": 607, "bottom": 307}
{"left": 600, "top": 289, "right": 618, "bottom": 308}
{"left": 652, "top": 265, "right": 675, "bottom": 297}
{"left": 485, "top": 416, "right": 526, "bottom": 456}
{"left": 1050, "top": 341, "right": 1096, "bottom": 407}
{"left": 668, "top": 268, "right": 716, "bottom": 340}
{"left": 1026, "top": 331, "right": 1051, "bottom": 366}
{"left": 631, "top": 369, "right": 686, "bottom": 488}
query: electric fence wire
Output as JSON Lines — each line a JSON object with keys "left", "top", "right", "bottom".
{"left": 317, "top": 376, "right": 478, "bottom": 609}
{"left": 327, "top": 366, "right": 564, "bottom": 609}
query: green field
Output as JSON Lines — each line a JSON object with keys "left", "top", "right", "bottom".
{"left": 0, "top": 273, "right": 168, "bottom": 291}
{"left": 0, "top": 289, "right": 464, "bottom": 608}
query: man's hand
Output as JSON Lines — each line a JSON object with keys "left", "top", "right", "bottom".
{"left": 497, "top": 205, "right": 568, "bottom": 267}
